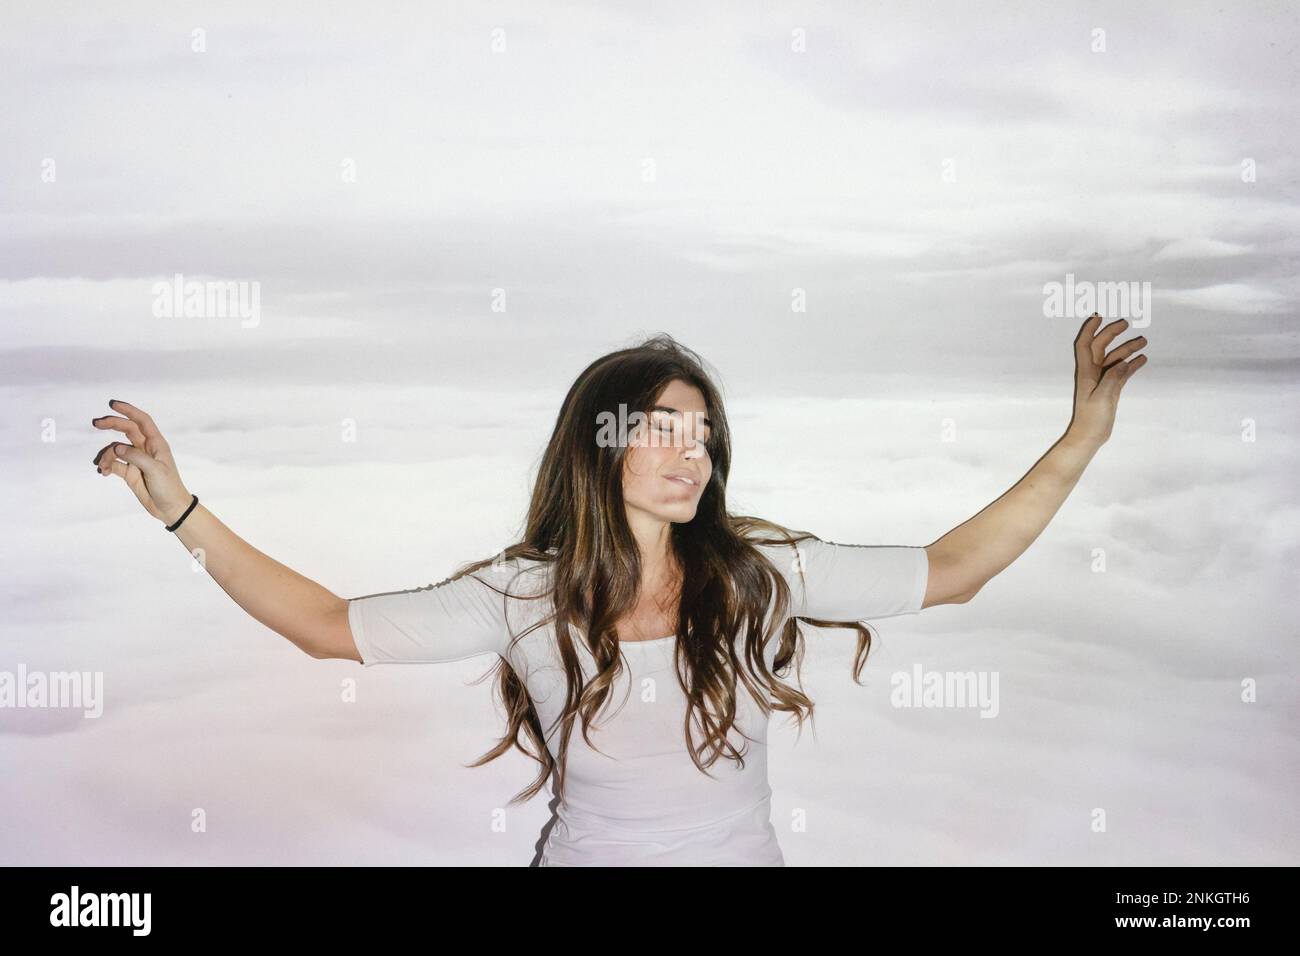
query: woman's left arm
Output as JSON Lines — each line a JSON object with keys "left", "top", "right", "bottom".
{"left": 922, "top": 313, "right": 1148, "bottom": 607}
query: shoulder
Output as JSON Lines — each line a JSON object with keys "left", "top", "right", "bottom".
{"left": 750, "top": 538, "right": 816, "bottom": 576}
{"left": 733, "top": 517, "right": 821, "bottom": 574}
{"left": 462, "top": 553, "right": 547, "bottom": 589}
{"left": 740, "top": 534, "right": 820, "bottom": 625}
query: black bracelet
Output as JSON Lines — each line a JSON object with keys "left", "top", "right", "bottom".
{"left": 166, "top": 494, "right": 199, "bottom": 532}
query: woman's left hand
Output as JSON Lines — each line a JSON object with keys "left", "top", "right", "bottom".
{"left": 1066, "top": 313, "right": 1148, "bottom": 449}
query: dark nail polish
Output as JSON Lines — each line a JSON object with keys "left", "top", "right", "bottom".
{"left": 96, "top": 467, "right": 102, "bottom": 474}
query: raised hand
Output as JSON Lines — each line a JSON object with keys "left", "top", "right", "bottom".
{"left": 1066, "top": 313, "right": 1148, "bottom": 449}
{"left": 91, "top": 400, "right": 194, "bottom": 526}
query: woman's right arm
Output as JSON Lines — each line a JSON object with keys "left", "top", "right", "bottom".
{"left": 92, "top": 400, "right": 359, "bottom": 663}
{"left": 169, "top": 505, "right": 358, "bottom": 662}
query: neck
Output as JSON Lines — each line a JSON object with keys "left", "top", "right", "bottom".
{"left": 625, "top": 506, "right": 675, "bottom": 581}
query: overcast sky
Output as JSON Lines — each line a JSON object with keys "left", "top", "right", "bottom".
{"left": 2, "top": 0, "right": 1297, "bottom": 865}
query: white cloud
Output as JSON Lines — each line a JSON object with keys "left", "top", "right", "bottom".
{"left": 1164, "top": 282, "right": 1291, "bottom": 314}
{"left": 1153, "top": 238, "right": 1253, "bottom": 260}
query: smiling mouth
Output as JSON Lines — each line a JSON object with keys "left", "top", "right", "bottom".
{"left": 664, "top": 475, "right": 699, "bottom": 488}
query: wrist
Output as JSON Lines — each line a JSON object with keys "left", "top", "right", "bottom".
{"left": 162, "top": 492, "right": 198, "bottom": 530}
{"left": 1059, "top": 428, "right": 1103, "bottom": 457}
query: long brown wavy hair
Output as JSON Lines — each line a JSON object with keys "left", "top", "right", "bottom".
{"left": 452, "top": 334, "right": 879, "bottom": 805}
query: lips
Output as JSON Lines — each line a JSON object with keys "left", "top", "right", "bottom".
{"left": 663, "top": 472, "right": 700, "bottom": 488}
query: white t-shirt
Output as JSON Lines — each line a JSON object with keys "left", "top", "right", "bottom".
{"left": 347, "top": 537, "right": 929, "bottom": 866}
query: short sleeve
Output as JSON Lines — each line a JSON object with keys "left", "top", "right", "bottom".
{"left": 347, "top": 572, "right": 510, "bottom": 667}
{"left": 773, "top": 537, "right": 929, "bottom": 622}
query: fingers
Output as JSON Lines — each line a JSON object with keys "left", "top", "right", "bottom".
{"left": 1103, "top": 333, "right": 1148, "bottom": 365}
{"left": 1091, "top": 317, "right": 1131, "bottom": 366}
{"left": 1074, "top": 314, "right": 1150, "bottom": 393}
{"left": 104, "top": 399, "right": 176, "bottom": 468}
{"left": 92, "top": 442, "right": 121, "bottom": 470}
{"left": 1073, "top": 313, "right": 1103, "bottom": 354}
{"left": 101, "top": 456, "right": 158, "bottom": 516}
{"left": 1100, "top": 352, "right": 1148, "bottom": 394}
{"left": 106, "top": 399, "right": 162, "bottom": 440}
{"left": 102, "top": 441, "right": 164, "bottom": 479}
{"left": 91, "top": 413, "right": 147, "bottom": 447}
{"left": 1074, "top": 313, "right": 1132, "bottom": 362}
{"left": 1119, "top": 353, "right": 1148, "bottom": 385}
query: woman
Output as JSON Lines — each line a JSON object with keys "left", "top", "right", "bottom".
{"left": 90, "top": 314, "right": 1146, "bottom": 866}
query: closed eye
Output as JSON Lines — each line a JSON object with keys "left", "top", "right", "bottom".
{"left": 656, "top": 423, "right": 712, "bottom": 452}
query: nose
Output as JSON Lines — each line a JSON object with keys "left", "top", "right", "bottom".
{"left": 683, "top": 436, "right": 705, "bottom": 460}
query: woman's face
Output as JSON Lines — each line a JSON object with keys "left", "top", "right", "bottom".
{"left": 622, "top": 379, "right": 713, "bottom": 526}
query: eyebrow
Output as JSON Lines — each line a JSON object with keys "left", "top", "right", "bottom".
{"left": 651, "top": 405, "right": 712, "bottom": 430}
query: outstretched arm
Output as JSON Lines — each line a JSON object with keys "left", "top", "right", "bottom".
{"left": 921, "top": 313, "right": 1148, "bottom": 607}
{"left": 92, "top": 400, "right": 354, "bottom": 661}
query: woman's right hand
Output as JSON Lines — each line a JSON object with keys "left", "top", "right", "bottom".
{"left": 92, "top": 400, "right": 194, "bottom": 526}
